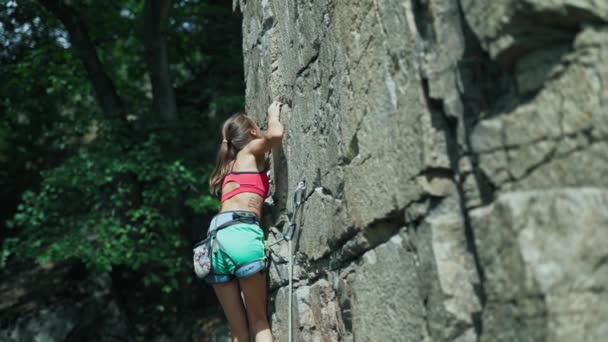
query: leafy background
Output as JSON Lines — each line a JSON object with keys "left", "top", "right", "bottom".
{"left": 1, "top": 0, "right": 243, "bottom": 337}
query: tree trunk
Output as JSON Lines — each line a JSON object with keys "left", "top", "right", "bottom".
{"left": 143, "top": 0, "right": 177, "bottom": 124}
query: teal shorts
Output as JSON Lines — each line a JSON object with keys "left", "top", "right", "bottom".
{"left": 205, "top": 222, "right": 267, "bottom": 284}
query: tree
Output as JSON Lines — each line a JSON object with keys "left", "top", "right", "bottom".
{"left": 143, "top": 0, "right": 177, "bottom": 123}
{"left": 38, "top": 0, "right": 127, "bottom": 121}
{"left": 1, "top": 0, "right": 243, "bottom": 307}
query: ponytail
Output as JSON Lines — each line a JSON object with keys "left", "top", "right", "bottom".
{"left": 209, "top": 140, "right": 236, "bottom": 196}
{"left": 208, "top": 112, "right": 258, "bottom": 196}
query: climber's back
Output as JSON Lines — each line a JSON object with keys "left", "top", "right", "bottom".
{"left": 208, "top": 104, "right": 284, "bottom": 218}
{"left": 219, "top": 153, "right": 270, "bottom": 218}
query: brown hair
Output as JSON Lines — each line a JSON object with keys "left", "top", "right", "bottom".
{"left": 209, "top": 112, "right": 258, "bottom": 195}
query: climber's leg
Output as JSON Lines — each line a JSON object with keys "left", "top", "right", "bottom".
{"left": 212, "top": 279, "right": 249, "bottom": 342}
{"left": 239, "top": 271, "right": 273, "bottom": 342}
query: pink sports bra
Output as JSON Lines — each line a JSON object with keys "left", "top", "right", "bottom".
{"left": 221, "top": 171, "right": 270, "bottom": 203}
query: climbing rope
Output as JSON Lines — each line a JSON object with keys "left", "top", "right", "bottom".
{"left": 265, "top": 180, "right": 307, "bottom": 342}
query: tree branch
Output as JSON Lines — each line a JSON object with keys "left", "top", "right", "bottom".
{"left": 38, "top": 0, "right": 126, "bottom": 120}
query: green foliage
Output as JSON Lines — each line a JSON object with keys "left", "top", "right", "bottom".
{"left": 5, "top": 135, "right": 218, "bottom": 287}
{"left": 0, "top": 4, "right": 244, "bottom": 321}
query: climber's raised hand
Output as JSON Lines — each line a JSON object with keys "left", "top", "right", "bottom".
{"left": 246, "top": 101, "right": 285, "bottom": 155}
{"left": 266, "top": 100, "right": 284, "bottom": 140}
{"left": 268, "top": 100, "right": 284, "bottom": 121}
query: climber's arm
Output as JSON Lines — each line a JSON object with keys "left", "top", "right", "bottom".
{"left": 247, "top": 101, "right": 284, "bottom": 155}
{"left": 265, "top": 101, "right": 284, "bottom": 143}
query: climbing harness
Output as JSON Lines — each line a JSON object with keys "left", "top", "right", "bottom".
{"left": 193, "top": 211, "right": 259, "bottom": 279}
{"left": 265, "top": 181, "right": 307, "bottom": 342}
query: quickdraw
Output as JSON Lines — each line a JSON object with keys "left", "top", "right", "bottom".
{"left": 266, "top": 180, "right": 307, "bottom": 249}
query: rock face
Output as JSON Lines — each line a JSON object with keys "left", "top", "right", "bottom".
{"left": 236, "top": 0, "right": 607, "bottom": 341}
{"left": 0, "top": 260, "right": 233, "bottom": 342}
{"left": 0, "top": 262, "right": 130, "bottom": 342}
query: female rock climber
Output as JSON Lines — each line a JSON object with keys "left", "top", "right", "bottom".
{"left": 206, "top": 100, "right": 284, "bottom": 342}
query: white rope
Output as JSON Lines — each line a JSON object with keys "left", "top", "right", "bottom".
{"left": 288, "top": 234, "right": 293, "bottom": 342}
{"left": 288, "top": 181, "right": 305, "bottom": 342}
{"left": 266, "top": 181, "right": 306, "bottom": 342}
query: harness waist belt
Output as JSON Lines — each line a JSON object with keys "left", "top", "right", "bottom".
{"left": 194, "top": 211, "right": 259, "bottom": 249}
{"left": 199, "top": 210, "right": 259, "bottom": 239}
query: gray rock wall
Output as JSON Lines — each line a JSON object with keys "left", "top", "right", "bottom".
{"left": 236, "top": 0, "right": 607, "bottom": 341}
{"left": 0, "top": 262, "right": 129, "bottom": 342}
